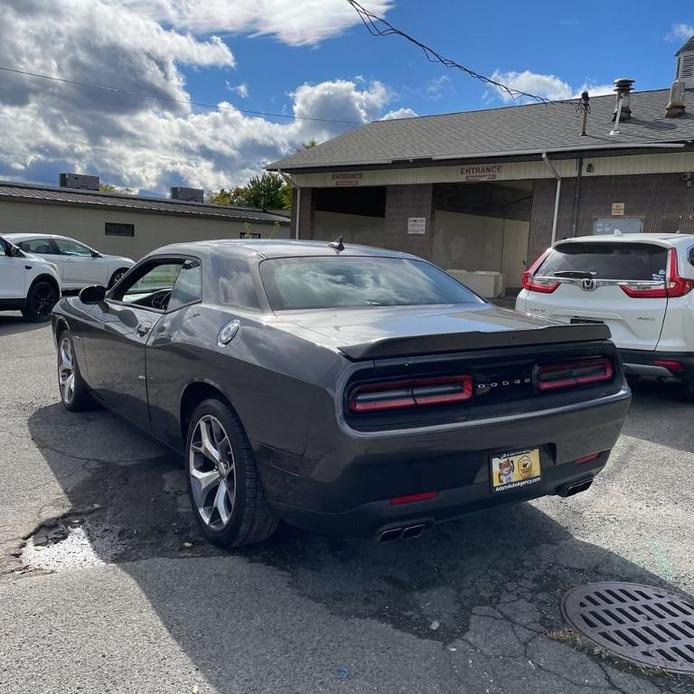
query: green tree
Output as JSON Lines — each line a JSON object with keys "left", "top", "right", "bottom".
{"left": 99, "top": 183, "right": 118, "bottom": 192}
{"left": 208, "top": 173, "right": 291, "bottom": 210}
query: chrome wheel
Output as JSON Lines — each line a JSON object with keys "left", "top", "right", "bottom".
{"left": 189, "top": 415, "right": 236, "bottom": 530}
{"left": 58, "top": 335, "right": 75, "bottom": 405}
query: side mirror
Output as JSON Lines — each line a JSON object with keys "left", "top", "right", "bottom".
{"left": 9, "top": 245, "right": 22, "bottom": 258}
{"left": 91, "top": 250, "right": 102, "bottom": 258}
{"left": 79, "top": 285, "right": 107, "bottom": 304}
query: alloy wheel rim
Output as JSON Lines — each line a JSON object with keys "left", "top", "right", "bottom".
{"left": 189, "top": 415, "right": 236, "bottom": 530}
{"left": 58, "top": 336, "right": 75, "bottom": 404}
{"left": 34, "top": 284, "right": 55, "bottom": 316}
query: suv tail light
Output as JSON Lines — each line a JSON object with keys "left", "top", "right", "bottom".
{"left": 522, "top": 249, "right": 560, "bottom": 294}
{"left": 536, "top": 358, "right": 614, "bottom": 391}
{"left": 349, "top": 375, "right": 473, "bottom": 413}
{"left": 619, "top": 248, "right": 694, "bottom": 299}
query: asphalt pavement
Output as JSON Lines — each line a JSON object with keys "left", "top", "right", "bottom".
{"left": 0, "top": 312, "right": 693, "bottom": 693}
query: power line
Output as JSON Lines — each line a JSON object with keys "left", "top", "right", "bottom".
{"left": 346, "top": 0, "right": 571, "bottom": 105}
{"left": 0, "top": 65, "right": 364, "bottom": 125}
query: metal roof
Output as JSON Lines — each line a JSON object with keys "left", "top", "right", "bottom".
{"left": 268, "top": 89, "right": 694, "bottom": 172}
{"left": 0, "top": 181, "right": 290, "bottom": 225}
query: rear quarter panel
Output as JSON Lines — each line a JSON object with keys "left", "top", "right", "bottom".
{"left": 145, "top": 305, "right": 346, "bottom": 457}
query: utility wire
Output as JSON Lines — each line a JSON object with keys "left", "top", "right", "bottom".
{"left": 0, "top": 64, "right": 364, "bottom": 125}
{"left": 346, "top": 0, "right": 571, "bottom": 105}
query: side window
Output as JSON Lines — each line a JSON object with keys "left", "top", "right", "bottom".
{"left": 689, "top": 246, "right": 694, "bottom": 269}
{"left": 18, "top": 238, "right": 57, "bottom": 255}
{"left": 111, "top": 260, "right": 183, "bottom": 311}
{"left": 54, "top": 238, "right": 93, "bottom": 257}
{"left": 168, "top": 261, "right": 202, "bottom": 311}
{"left": 0, "top": 238, "right": 10, "bottom": 256}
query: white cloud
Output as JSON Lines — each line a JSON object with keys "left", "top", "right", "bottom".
{"left": 122, "top": 0, "right": 395, "bottom": 46}
{"left": 0, "top": 1, "right": 413, "bottom": 193}
{"left": 426, "top": 75, "right": 453, "bottom": 100}
{"left": 490, "top": 69, "right": 613, "bottom": 103}
{"left": 667, "top": 23, "right": 694, "bottom": 42}
{"left": 381, "top": 107, "right": 418, "bottom": 120}
{"left": 226, "top": 82, "right": 250, "bottom": 99}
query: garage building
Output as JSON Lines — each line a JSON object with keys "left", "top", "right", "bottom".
{"left": 268, "top": 39, "right": 694, "bottom": 298}
{"left": 0, "top": 175, "right": 290, "bottom": 260}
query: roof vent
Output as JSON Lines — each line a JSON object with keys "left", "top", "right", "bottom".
{"left": 666, "top": 80, "right": 686, "bottom": 118}
{"left": 611, "top": 79, "right": 634, "bottom": 122}
{"left": 59, "top": 172, "right": 100, "bottom": 190}
{"left": 170, "top": 186, "right": 204, "bottom": 203}
{"left": 676, "top": 36, "right": 694, "bottom": 88}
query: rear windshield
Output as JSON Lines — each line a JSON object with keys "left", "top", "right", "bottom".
{"left": 260, "top": 256, "right": 484, "bottom": 310}
{"left": 538, "top": 242, "right": 667, "bottom": 281}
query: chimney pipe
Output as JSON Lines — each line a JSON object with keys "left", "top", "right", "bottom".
{"left": 666, "top": 80, "right": 686, "bottom": 118}
{"left": 611, "top": 78, "right": 634, "bottom": 122}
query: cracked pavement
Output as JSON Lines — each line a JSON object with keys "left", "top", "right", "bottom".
{"left": 0, "top": 313, "right": 693, "bottom": 693}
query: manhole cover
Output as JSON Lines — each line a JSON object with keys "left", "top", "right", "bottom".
{"left": 562, "top": 582, "right": 694, "bottom": 674}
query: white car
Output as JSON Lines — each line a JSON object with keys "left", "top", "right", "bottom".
{"left": 516, "top": 233, "right": 694, "bottom": 401}
{"left": 0, "top": 235, "right": 62, "bottom": 321}
{"left": 4, "top": 233, "right": 134, "bottom": 291}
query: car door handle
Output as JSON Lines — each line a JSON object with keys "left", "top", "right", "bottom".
{"left": 136, "top": 322, "right": 152, "bottom": 336}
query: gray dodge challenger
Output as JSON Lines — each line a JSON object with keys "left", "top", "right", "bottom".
{"left": 51, "top": 239, "right": 631, "bottom": 547}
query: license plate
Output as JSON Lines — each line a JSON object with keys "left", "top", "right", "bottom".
{"left": 490, "top": 448, "right": 542, "bottom": 493}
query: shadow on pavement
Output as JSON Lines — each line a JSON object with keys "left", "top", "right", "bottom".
{"left": 623, "top": 379, "right": 694, "bottom": 454}
{"left": 0, "top": 313, "right": 48, "bottom": 336}
{"left": 25, "top": 401, "right": 693, "bottom": 693}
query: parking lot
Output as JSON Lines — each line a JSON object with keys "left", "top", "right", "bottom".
{"left": 0, "top": 313, "right": 693, "bottom": 694}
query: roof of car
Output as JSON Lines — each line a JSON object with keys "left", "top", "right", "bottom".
{"left": 5, "top": 233, "right": 70, "bottom": 241}
{"left": 150, "top": 238, "right": 418, "bottom": 260}
{"left": 554, "top": 233, "right": 694, "bottom": 248}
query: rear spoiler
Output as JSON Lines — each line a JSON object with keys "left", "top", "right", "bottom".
{"left": 338, "top": 324, "right": 612, "bottom": 361}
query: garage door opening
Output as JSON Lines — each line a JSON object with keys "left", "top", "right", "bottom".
{"left": 432, "top": 181, "right": 533, "bottom": 300}
{"left": 312, "top": 186, "right": 386, "bottom": 247}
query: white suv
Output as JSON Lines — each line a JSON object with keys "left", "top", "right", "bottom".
{"left": 3, "top": 233, "right": 134, "bottom": 291}
{"left": 0, "top": 236, "right": 62, "bottom": 321}
{"left": 516, "top": 233, "right": 694, "bottom": 401}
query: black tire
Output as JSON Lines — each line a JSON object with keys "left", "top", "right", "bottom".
{"left": 684, "top": 380, "right": 694, "bottom": 403}
{"left": 22, "top": 279, "right": 59, "bottom": 321}
{"left": 57, "top": 329, "right": 98, "bottom": 412}
{"left": 186, "top": 398, "right": 278, "bottom": 548}
{"left": 108, "top": 268, "right": 129, "bottom": 289}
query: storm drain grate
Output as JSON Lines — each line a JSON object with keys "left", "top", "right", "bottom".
{"left": 561, "top": 582, "right": 694, "bottom": 674}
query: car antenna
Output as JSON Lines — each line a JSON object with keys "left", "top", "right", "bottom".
{"left": 328, "top": 236, "right": 345, "bottom": 252}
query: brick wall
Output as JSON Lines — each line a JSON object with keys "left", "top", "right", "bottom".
{"left": 383, "top": 184, "right": 434, "bottom": 258}
{"left": 528, "top": 172, "right": 694, "bottom": 263}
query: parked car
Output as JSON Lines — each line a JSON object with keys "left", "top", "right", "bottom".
{"left": 52, "top": 240, "right": 630, "bottom": 547}
{"left": 516, "top": 233, "right": 694, "bottom": 401}
{"left": 4, "top": 233, "right": 134, "bottom": 291}
{"left": 0, "top": 235, "right": 61, "bottom": 321}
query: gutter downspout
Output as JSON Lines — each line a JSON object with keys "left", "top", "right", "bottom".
{"left": 571, "top": 157, "right": 584, "bottom": 238}
{"left": 277, "top": 170, "right": 300, "bottom": 240}
{"left": 542, "top": 152, "right": 561, "bottom": 244}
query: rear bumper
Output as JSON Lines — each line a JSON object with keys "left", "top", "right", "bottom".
{"left": 260, "top": 387, "right": 631, "bottom": 539}
{"left": 620, "top": 348, "right": 694, "bottom": 380}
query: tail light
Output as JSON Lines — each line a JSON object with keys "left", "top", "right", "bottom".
{"left": 536, "top": 358, "right": 614, "bottom": 391}
{"left": 349, "top": 375, "right": 473, "bottom": 413}
{"left": 522, "top": 249, "right": 560, "bottom": 294}
{"left": 620, "top": 248, "right": 694, "bottom": 298}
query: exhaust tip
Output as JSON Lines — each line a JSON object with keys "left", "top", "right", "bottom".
{"left": 401, "top": 524, "right": 426, "bottom": 540}
{"left": 379, "top": 527, "right": 403, "bottom": 543}
{"left": 561, "top": 479, "right": 593, "bottom": 497}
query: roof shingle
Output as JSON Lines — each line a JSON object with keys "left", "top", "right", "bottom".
{"left": 268, "top": 89, "right": 694, "bottom": 171}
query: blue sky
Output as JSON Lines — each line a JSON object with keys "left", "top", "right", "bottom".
{"left": 0, "top": 1, "right": 692, "bottom": 193}
{"left": 183, "top": 1, "right": 691, "bottom": 121}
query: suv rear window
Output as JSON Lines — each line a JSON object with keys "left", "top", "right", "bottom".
{"left": 260, "top": 257, "right": 484, "bottom": 310}
{"left": 538, "top": 242, "right": 667, "bottom": 281}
